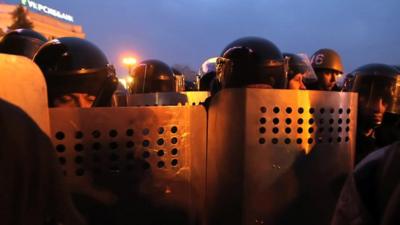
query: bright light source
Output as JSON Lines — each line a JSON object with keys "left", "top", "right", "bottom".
{"left": 126, "top": 76, "right": 133, "bottom": 83}
{"left": 118, "top": 78, "right": 127, "bottom": 89}
{"left": 122, "top": 57, "right": 137, "bottom": 66}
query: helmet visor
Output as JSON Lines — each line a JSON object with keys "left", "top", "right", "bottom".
{"left": 129, "top": 64, "right": 175, "bottom": 93}
{"left": 293, "top": 53, "right": 318, "bottom": 83}
{"left": 353, "top": 75, "right": 400, "bottom": 115}
{"left": 216, "top": 57, "right": 287, "bottom": 89}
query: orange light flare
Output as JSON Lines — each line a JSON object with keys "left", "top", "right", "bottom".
{"left": 121, "top": 56, "right": 138, "bottom": 76}
{"left": 122, "top": 57, "right": 137, "bottom": 66}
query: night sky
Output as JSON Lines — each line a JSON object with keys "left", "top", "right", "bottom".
{"left": 7, "top": 0, "right": 400, "bottom": 79}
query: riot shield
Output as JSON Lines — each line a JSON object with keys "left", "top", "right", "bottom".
{"left": 49, "top": 106, "right": 207, "bottom": 225}
{"left": 126, "top": 91, "right": 210, "bottom": 106}
{"left": 206, "top": 88, "right": 357, "bottom": 225}
{"left": 0, "top": 53, "right": 50, "bottom": 135}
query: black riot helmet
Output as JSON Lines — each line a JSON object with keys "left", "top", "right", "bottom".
{"left": 216, "top": 37, "right": 287, "bottom": 89}
{"left": 33, "top": 37, "right": 118, "bottom": 107}
{"left": 310, "top": 48, "right": 344, "bottom": 74}
{"left": 199, "top": 71, "right": 217, "bottom": 91}
{"left": 128, "top": 59, "right": 176, "bottom": 93}
{"left": 341, "top": 72, "right": 355, "bottom": 92}
{"left": 0, "top": 29, "right": 47, "bottom": 59}
{"left": 352, "top": 64, "right": 400, "bottom": 115}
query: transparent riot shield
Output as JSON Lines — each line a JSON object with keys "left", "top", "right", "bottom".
{"left": 0, "top": 54, "right": 50, "bottom": 134}
{"left": 49, "top": 106, "right": 207, "bottom": 225}
{"left": 206, "top": 89, "right": 358, "bottom": 225}
{"left": 126, "top": 91, "right": 210, "bottom": 106}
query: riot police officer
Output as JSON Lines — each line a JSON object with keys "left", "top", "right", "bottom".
{"left": 33, "top": 37, "right": 118, "bottom": 108}
{"left": 128, "top": 59, "right": 176, "bottom": 93}
{"left": 216, "top": 36, "right": 287, "bottom": 89}
{"left": 350, "top": 63, "right": 399, "bottom": 163}
{"left": 172, "top": 67, "right": 187, "bottom": 92}
{"left": 197, "top": 57, "right": 218, "bottom": 91}
{"left": 0, "top": 28, "right": 47, "bottom": 59}
{"left": 283, "top": 53, "right": 317, "bottom": 90}
{"left": 332, "top": 141, "right": 400, "bottom": 225}
{"left": 202, "top": 37, "right": 287, "bottom": 109}
{"left": 341, "top": 72, "right": 355, "bottom": 92}
{"left": 309, "top": 48, "right": 344, "bottom": 91}
{"left": 0, "top": 99, "right": 85, "bottom": 225}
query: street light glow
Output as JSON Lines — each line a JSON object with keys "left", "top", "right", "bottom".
{"left": 122, "top": 57, "right": 137, "bottom": 66}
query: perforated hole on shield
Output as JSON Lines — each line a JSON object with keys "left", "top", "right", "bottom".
{"left": 142, "top": 140, "right": 150, "bottom": 147}
{"left": 171, "top": 126, "right": 178, "bottom": 134}
{"left": 109, "top": 129, "right": 118, "bottom": 138}
{"left": 157, "top": 161, "right": 165, "bottom": 168}
{"left": 171, "top": 137, "right": 178, "bottom": 144}
{"left": 75, "top": 131, "right": 84, "bottom": 139}
{"left": 286, "top": 107, "right": 292, "bottom": 114}
{"left": 285, "top": 127, "right": 291, "bottom": 134}
{"left": 142, "top": 151, "right": 150, "bottom": 159}
{"left": 157, "top": 138, "right": 165, "bottom": 146}
{"left": 75, "top": 156, "right": 84, "bottom": 165}
{"left": 157, "top": 150, "right": 165, "bottom": 157}
{"left": 92, "top": 130, "right": 101, "bottom": 138}
{"left": 259, "top": 127, "right": 266, "bottom": 134}
{"left": 143, "top": 162, "right": 150, "bottom": 170}
{"left": 109, "top": 142, "right": 118, "bottom": 149}
{"left": 273, "top": 127, "right": 279, "bottom": 134}
{"left": 74, "top": 144, "right": 84, "bottom": 152}
{"left": 171, "top": 159, "right": 178, "bottom": 167}
{"left": 171, "top": 148, "right": 178, "bottom": 155}
{"left": 126, "top": 129, "right": 134, "bottom": 137}
{"left": 56, "top": 144, "right": 66, "bottom": 153}
{"left": 55, "top": 131, "right": 65, "bottom": 140}
{"left": 260, "top": 106, "right": 267, "bottom": 113}
{"left": 142, "top": 128, "right": 150, "bottom": 135}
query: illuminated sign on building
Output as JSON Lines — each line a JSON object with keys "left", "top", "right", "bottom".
{"left": 21, "top": 0, "right": 74, "bottom": 22}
